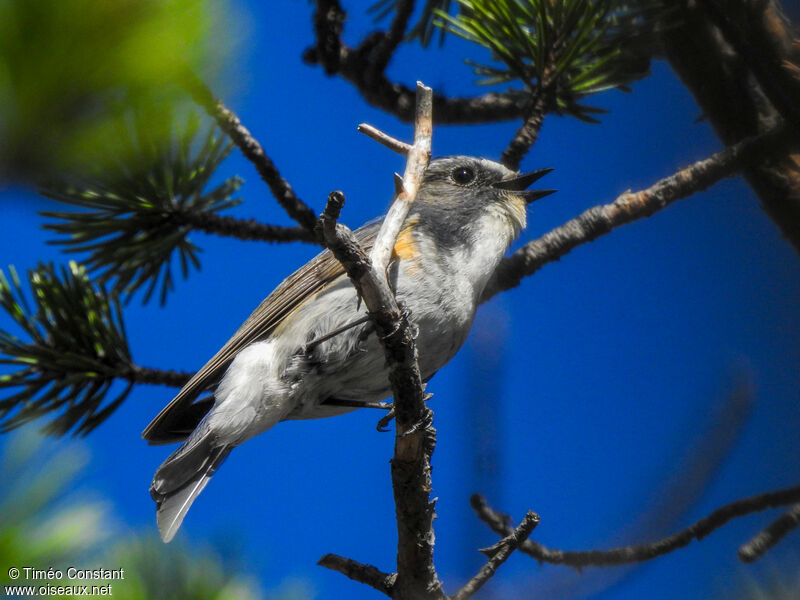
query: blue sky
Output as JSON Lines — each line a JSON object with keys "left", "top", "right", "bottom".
{"left": 1, "top": 1, "right": 799, "bottom": 599}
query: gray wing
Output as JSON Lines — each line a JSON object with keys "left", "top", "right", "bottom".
{"left": 142, "top": 222, "right": 380, "bottom": 443}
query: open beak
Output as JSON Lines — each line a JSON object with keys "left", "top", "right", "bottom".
{"left": 493, "top": 167, "right": 556, "bottom": 204}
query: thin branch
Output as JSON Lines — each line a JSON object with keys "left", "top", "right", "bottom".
{"left": 358, "top": 123, "right": 412, "bottom": 155}
{"left": 452, "top": 511, "right": 540, "bottom": 600}
{"left": 184, "top": 75, "right": 318, "bottom": 231}
{"left": 317, "top": 554, "right": 396, "bottom": 596}
{"left": 371, "top": 82, "right": 433, "bottom": 274}
{"left": 125, "top": 366, "right": 193, "bottom": 388}
{"left": 471, "top": 483, "right": 800, "bottom": 568}
{"left": 303, "top": 0, "right": 531, "bottom": 125}
{"left": 738, "top": 502, "right": 800, "bottom": 563}
{"left": 181, "top": 212, "right": 317, "bottom": 244}
{"left": 501, "top": 90, "right": 549, "bottom": 171}
{"left": 368, "top": 0, "right": 415, "bottom": 77}
{"left": 483, "top": 124, "right": 795, "bottom": 301}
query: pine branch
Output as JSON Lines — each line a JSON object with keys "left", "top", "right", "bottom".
{"left": 484, "top": 124, "right": 795, "bottom": 300}
{"left": 436, "top": 0, "right": 664, "bottom": 114}
{"left": 471, "top": 483, "right": 800, "bottom": 568}
{"left": 304, "top": 0, "right": 534, "bottom": 124}
{"left": 184, "top": 75, "right": 319, "bottom": 231}
{"left": 40, "top": 115, "right": 248, "bottom": 305}
{"left": 0, "top": 262, "right": 193, "bottom": 436}
{"left": 501, "top": 90, "right": 549, "bottom": 170}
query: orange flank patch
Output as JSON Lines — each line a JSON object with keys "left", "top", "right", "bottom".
{"left": 392, "top": 225, "right": 420, "bottom": 261}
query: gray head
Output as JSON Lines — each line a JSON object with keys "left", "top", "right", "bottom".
{"left": 412, "top": 156, "right": 554, "bottom": 245}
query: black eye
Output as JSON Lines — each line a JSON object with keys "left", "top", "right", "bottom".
{"left": 451, "top": 166, "right": 476, "bottom": 185}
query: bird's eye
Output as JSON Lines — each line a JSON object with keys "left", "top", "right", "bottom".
{"left": 451, "top": 166, "right": 476, "bottom": 185}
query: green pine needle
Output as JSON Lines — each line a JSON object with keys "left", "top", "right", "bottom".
{"left": 40, "top": 113, "right": 243, "bottom": 305}
{"left": 0, "top": 262, "right": 134, "bottom": 436}
{"left": 435, "top": 0, "right": 670, "bottom": 119}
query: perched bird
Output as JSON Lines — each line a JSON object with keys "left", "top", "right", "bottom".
{"left": 143, "top": 156, "right": 553, "bottom": 542}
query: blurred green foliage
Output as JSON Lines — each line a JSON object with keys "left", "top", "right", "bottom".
{"left": 0, "top": 0, "right": 233, "bottom": 183}
{"left": 0, "top": 432, "right": 313, "bottom": 599}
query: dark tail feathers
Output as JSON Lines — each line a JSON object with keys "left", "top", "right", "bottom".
{"left": 150, "top": 430, "right": 231, "bottom": 542}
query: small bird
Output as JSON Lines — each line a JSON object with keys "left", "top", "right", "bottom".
{"left": 143, "top": 156, "right": 553, "bottom": 542}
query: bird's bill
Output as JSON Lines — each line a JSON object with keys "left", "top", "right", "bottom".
{"left": 493, "top": 167, "right": 555, "bottom": 204}
{"left": 517, "top": 188, "right": 557, "bottom": 204}
{"left": 493, "top": 167, "right": 553, "bottom": 191}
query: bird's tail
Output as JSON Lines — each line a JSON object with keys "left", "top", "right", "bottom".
{"left": 150, "top": 429, "right": 231, "bottom": 543}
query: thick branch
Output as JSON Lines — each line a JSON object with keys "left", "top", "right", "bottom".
{"left": 662, "top": 0, "right": 800, "bottom": 254}
{"left": 184, "top": 76, "right": 318, "bottom": 231}
{"left": 318, "top": 554, "right": 396, "bottom": 596}
{"left": 484, "top": 124, "right": 795, "bottom": 300}
{"left": 472, "top": 483, "right": 800, "bottom": 568}
{"left": 317, "top": 84, "right": 443, "bottom": 599}
{"left": 303, "top": 0, "right": 530, "bottom": 124}
{"left": 452, "top": 511, "right": 540, "bottom": 600}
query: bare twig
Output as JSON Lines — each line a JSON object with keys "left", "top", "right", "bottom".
{"left": 317, "top": 554, "right": 396, "bottom": 596}
{"left": 484, "top": 124, "right": 795, "bottom": 301}
{"left": 452, "top": 511, "right": 540, "bottom": 600}
{"left": 184, "top": 75, "right": 318, "bottom": 231}
{"left": 738, "top": 502, "right": 800, "bottom": 563}
{"left": 371, "top": 83, "right": 433, "bottom": 274}
{"left": 358, "top": 123, "right": 412, "bottom": 155}
{"left": 472, "top": 483, "right": 800, "bottom": 568}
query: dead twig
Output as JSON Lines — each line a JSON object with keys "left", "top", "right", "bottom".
{"left": 471, "top": 483, "right": 800, "bottom": 568}
{"left": 452, "top": 511, "right": 540, "bottom": 600}
{"left": 358, "top": 123, "right": 412, "bottom": 155}
{"left": 317, "top": 554, "right": 396, "bottom": 596}
{"left": 738, "top": 502, "right": 800, "bottom": 563}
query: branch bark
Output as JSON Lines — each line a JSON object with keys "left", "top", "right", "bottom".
{"left": 662, "top": 0, "right": 800, "bottom": 255}
{"left": 472, "top": 483, "right": 800, "bottom": 568}
{"left": 316, "top": 83, "right": 446, "bottom": 600}
{"left": 738, "top": 502, "right": 800, "bottom": 563}
{"left": 452, "top": 511, "right": 539, "bottom": 600}
{"left": 317, "top": 554, "right": 396, "bottom": 595}
{"left": 483, "top": 124, "right": 795, "bottom": 300}
{"left": 184, "top": 75, "right": 318, "bottom": 231}
{"left": 303, "top": 0, "right": 531, "bottom": 125}
{"left": 180, "top": 212, "right": 317, "bottom": 244}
